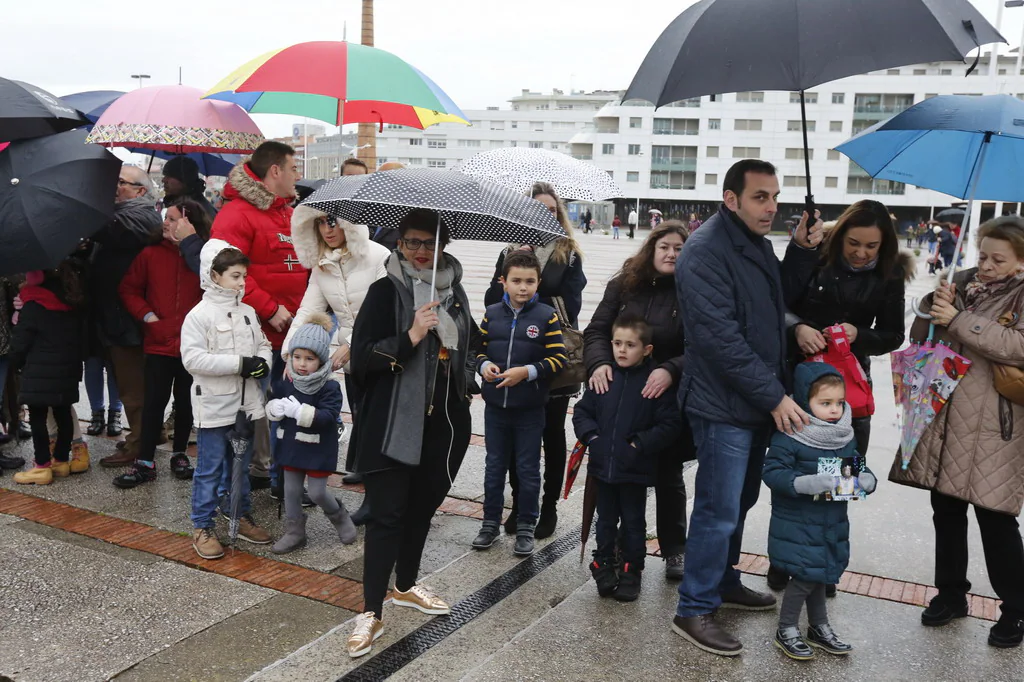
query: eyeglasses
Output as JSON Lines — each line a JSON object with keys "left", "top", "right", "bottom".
{"left": 401, "top": 238, "right": 437, "bottom": 252}
{"left": 118, "top": 178, "right": 144, "bottom": 188}
{"left": 313, "top": 216, "right": 337, "bottom": 228}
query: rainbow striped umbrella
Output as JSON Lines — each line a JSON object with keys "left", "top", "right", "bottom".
{"left": 204, "top": 41, "right": 468, "bottom": 130}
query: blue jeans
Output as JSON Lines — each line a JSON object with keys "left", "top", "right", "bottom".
{"left": 483, "top": 404, "right": 544, "bottom": 526}
{"left": 676, "top": 414, "right": 771, "bottom": 618}
{"left": 192, "top": 425, "right": 253, "bottom": 529}
{"left": 84, "top": 356, "right": 122, "bottom": 412}
{"left": 596, "top": 480, "right": 647, "bottom": 568}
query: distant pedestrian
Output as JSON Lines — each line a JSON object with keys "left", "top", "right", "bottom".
{"left": 574, "top": 315, "right": 682, "bottom": 602}
{"left": 612, "top": 215, "right": 621, "bottom": 239}
{"left": 583, "top": 208, "right": 593, "bottom": 234}
{"left": 688, "top": 213, "right": 702, "bottom": 233}
{"left": 937, "top": 223, "right": 956, "bottom": 269}
{"left": 627, "top": 208, "right": 638, "bottom": 239}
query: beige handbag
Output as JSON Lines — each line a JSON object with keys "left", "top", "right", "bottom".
{"left": 549, "top": 296, "right": 585, "bottom": 390}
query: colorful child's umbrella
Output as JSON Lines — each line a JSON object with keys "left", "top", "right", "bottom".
{"left": 204, "top": 41, "right": 469, "bottom": 130}
{"left": 891, "top": 325, "right": 972, "bottom": 469}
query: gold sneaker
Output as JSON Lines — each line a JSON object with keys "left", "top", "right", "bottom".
{"left": 392, "top": 584, "right": 451, "bottom": 615}
{"left": 70, "top": 440, "right": 90, "bottom": 473}
{"left": 14, "top": 466, "right": 53, "bottom": 485}
{"left": 347, "top": 612, "right": 383, "bottom": 658}
{"left": 50, "top": 461, "right": 71, "bottom": 478}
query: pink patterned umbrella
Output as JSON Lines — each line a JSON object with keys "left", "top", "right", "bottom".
{"left": 86, "top": 85, "right": 264, "bottom": 154}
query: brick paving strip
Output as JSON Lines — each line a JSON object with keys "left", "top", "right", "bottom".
{"left": 0, "top": 486, "right": 1002, "bottom": 622}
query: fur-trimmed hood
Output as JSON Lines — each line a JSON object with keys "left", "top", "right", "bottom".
{"left": 291, "top": 204, "right": 376, "bottom": 268}
{"left": 223, "top": 161, "right": 291, "bottom": 212}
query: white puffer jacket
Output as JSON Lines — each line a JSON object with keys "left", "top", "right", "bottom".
{"left": 285, "top": 206, "right": 390, "bottom": 365}
{"left": 181, "top": 239, "right": 274, "bottom": 428}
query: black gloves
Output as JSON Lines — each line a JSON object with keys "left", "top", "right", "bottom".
{"left": 240, "top": 356, "right": 270, "bottom": 379}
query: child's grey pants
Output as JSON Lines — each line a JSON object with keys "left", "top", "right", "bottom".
{"left": 779, "top": 579, "right": 829, "bottom": 629}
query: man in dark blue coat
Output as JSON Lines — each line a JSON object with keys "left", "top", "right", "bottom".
{"left": 670, "top": 160, "right": 823, "bottom": 656}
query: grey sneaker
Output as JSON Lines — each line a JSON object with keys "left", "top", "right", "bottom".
{"left": 513, "top": 533, "right": 535, "bottom": 556}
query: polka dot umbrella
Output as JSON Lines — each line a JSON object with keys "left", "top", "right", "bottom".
{"left": 454, "top": 147, "right": 623, "bottom": 201}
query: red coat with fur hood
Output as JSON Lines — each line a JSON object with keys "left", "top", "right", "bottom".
{"left": 211, "top": 162, "right": 306, "bottom": 349}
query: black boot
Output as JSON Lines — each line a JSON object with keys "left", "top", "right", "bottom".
{"left": 106, "top": 409, "right": 123, "bottom": 437}
{"left": 534, "top": 498, "right": 557, "bottom": 540}
{"left": 614, "top": 563, "right": 642, "bottom": 602}
{"left": 86, "top": 410, "right": 105, "bottom": 436}
{"left": 503, "top": 503, "right": 518, "bottom": 535}
{"left": 350, "top": 500, "right": 371, "bottom": 526}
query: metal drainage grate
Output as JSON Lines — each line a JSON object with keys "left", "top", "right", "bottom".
{"left": 339, "top": 526, "right": 583, "bottom": 682}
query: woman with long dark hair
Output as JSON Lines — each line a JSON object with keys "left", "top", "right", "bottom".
{"left": 584, "top": 220, "right": 694, "bottom": 579}
{"left": 484, "top": 182, "right": 587, "bottom": 539}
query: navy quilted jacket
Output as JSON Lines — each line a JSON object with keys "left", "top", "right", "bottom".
{"left": 675, "top": 205, "right": 819, "bottom": 427}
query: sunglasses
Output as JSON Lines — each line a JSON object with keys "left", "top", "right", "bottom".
{"left": 314, "top": 216, "right": 337, "bottom": 228}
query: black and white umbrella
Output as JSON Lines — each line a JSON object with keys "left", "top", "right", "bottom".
{"left": 304, "top": 168, "right": 567, "bottom": 245}
{"left": 454, "top": 147, "right": 622, "bottom": 201}
{"left": 0, "top": 78, "right": 89, "bottom": 143}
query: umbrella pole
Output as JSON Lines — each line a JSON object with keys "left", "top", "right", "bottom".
{"left": 947, "top": 131, "right": 992, "bottom": 285}
{"left": 800, "top": 90, "right": 815, "bottom": 219}
{"left": 431, "top": 213, "right": 441, "bottom": 303}
{"left": 147, "top": 151, "right": 155, "bottom": 174}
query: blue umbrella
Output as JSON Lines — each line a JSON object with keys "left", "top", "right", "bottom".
{"left": 61, "top": 90, "right": 242, "bottom": 177}
{"left": 837, "top": 94, "right": 1024, "bottom": 281}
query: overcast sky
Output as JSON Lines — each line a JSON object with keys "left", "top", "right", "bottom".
{"left": 5, "top": 0, "right": 1020, "bottom": 138}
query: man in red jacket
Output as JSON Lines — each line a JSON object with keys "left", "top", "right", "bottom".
{"left": 210, "top": 141, "right": 305, "bottom": 493}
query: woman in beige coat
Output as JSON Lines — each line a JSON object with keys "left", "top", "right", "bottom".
{"left": 890, "top": 216, "right": 1024, "bottom": 649}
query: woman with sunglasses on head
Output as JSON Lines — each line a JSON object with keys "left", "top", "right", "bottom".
{"left": 345, "top": 208, "right": 482, "bottom": 658}
{"left": 484, "top": 182, "right": 587, "bottom": 540}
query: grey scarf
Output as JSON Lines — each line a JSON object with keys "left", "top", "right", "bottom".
{"left": 289, "top": 356, "right": 333, "bottom": 395}
{"left": 389, "top": 253, "right": 460, "bottom": 350}
{"left": 113, "top": 197, "right": 162, "bottom": 244}
{"left": 788, "top": 404, "right": 854, "bottom": 451}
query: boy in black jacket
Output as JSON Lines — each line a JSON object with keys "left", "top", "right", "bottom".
{"left": 573, "top": 315, "right": 682, "bottom": 601}
{"left": 472, "top": 252, "right": 567, "bottom": 557}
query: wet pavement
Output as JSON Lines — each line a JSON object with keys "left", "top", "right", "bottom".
{"left": 1, "top": 231, "right": 1021, "bottom": 681}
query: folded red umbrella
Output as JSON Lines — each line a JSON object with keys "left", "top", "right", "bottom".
{"left": 563, "top": 440, "right": 586, "bottom": 499}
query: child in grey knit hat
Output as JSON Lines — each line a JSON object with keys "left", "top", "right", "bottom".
{"left": 266, "top": 313, "right": 356, "bottom": 553}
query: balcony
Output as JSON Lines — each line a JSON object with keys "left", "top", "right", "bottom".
{"left": 650, "top": 157, "right": 697, "bottom": 172}
{"left": 653, "top": 128, "right": 699, "bottom": 135}
{"left": 851, "top": 103, "right": 913, "bottom": 121}
{"left": 594, "top": 124, "right": 620, "bottom": 134}
{"left": 649, "top": 182, "right": 696, "bottom": 190}
{"left": 571, "top": 154, "right": 593, "bottom": 160}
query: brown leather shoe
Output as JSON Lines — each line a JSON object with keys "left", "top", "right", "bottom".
{"left": 100, "top": 449, "right": 137, "bottom": 468}
{"left": 672, "top": 614, "right": 743, "bottom": 656}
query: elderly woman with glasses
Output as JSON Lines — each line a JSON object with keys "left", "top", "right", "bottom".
{"left": 344, "top": 208, "right": 482, "bottom": 658}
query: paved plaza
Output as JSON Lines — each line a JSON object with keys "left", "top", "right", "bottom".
{"left": 1, "top": 230, "right": 1022, "bottom": 681}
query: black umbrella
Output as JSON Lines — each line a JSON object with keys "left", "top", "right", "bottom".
{"left": 623, "top": 0, "right": 1004, "bottom": 217}
{"left": 0, "top": 78, "right": 90, "bottom": 143}
{"left": 0, "top": 129, "right": 121, "bottom": 276}
{"left": 226, "top": 383, "right": 256, "bottom": 549}
{"left": 936, "top": 207, "right": 967, "bottom": 223}
{"left": 296, "top": 178, "right": 326, "bottom": 203}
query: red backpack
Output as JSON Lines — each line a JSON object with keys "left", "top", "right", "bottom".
{"left": 806, "top": 325, "right": 875, "bottom": 418}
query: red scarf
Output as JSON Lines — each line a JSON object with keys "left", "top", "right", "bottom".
{"left": 19, "top": 271, "right": 71, "bottom": 312}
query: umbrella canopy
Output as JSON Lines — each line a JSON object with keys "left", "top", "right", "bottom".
{"left": 648, "top": 208, "right": 662, "bottom": 215}
{"left": 296, "top": 178, "right": 326, "bottom": 203}
{"left": 455, "top": 147, "right": 622, "bottom": 201}
{"left": 623, "top": 0, "right": 1003, "bottom": 215}
{"left": 936, "top": 207, "right": 966, "bottom": 223}
{"left": 205, "top": 41, "right": 469, "bottom": 130}
{"left": 87, "top": 85, "right": 264, "bottom": 154}
{"left": 59, "top": 90, "right": 125, "bottom": 122}
{"left": 303, "top": 169, "right": 567, "bottom": 245}
{"left": 0, "top": 129, "right": 121, "bottom": 275}
{"left": 0, "top": 78, "right": 89, "bottom": 143}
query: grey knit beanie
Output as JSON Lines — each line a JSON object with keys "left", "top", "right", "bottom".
{"left": 288, "top": 312, "right": 332, "bottom": 364}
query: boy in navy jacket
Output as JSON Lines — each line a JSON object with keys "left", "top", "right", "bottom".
{"left": 472, "top": 251, "right": 567, "bottom": 557}
{"left": 573, "top": 315, "right": 682, "bottom": 602}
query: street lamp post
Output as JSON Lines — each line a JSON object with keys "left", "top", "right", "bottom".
{"left": 130, "top": 74, "right": 150, "bottom": 89}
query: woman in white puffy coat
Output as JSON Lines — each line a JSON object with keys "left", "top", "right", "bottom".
{"left": 288, "top": 207, "right": 390, "bottom": 477}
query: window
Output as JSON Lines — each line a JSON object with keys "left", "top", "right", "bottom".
{"left": 707, "top": 146, "right": 719, "bottom": 158}
{"left": 629, "top": 117, "right": 642, "bottom": 129}
{"left": 1000, "top": 69, "right": 1008, "bottom": 76}
{"left": 705, "top": 173, "right": 718, "bottom": 185}
{"left": 490, "top": 140, "right": 504, "bottom": 149}
{"left": 536, "top": 104, "right": 549, "bottom": 110}
{"left": 406, "top": 158, "right": 423, "bottom": 165}
{"left": 736, "top": 91, "right": 765, "bottom": 103}
{"left": 528, "top": 141, "right": 543, "bottom": 149}
{"left": 830, "top": 121, "right": 843, "bottom": 132}
{"left": 409, "top": 138, "right": 422, "bottom": 146}
{"left": 940, "top": 69, "right": 952, "bottom": 76}
{"left": 788, "top": 120, "right": 815, "bottom": 132}
{"left": 832, "top": 93, "right": 845, "bottom": 105}
{"left": 628, "top": 144, "right": 642, "bottom": 155}
{"left": 530, "top": 121, "right": 544, "bottom": 131}
{"left": 789, "top": 92, "right": 818, "bottom": 104}
{"left": 606, "top": 170, "right": 614, "bottom": 179}
{"left": 708, "top": 118, "right": 721, "bottom": 130}
{"left": 602, "top": 143, "right": 615, "bottom": 155}
{"left": 626, "top": 171, "right": 639, "bottom": 182}
{"left": 458, "top": 139, "right": 481, "bottom": 148}
{"left": 783, "top": 175, "right": 807, "bottom": 188}
{"left": 732, "top": 146, "right": 760, "bottom": 158}
{"left": 552, "top": 121, "right": 575, "bottom": 130}
{"left": 827, "top": 149, "right": 841, "bottom": 161}
{"left": 490, "top": 121, "right": 505, "bottom": 130}
{"left": 511, "top": 121, "right": 518, "bottom": 129}
{"left": 913, "top": 69, "right": 927, "bottom": 76}
{"left": 824, "top": 176, "right": 838, "bottom": 188}
{"left": 550, "top": 143, "right": 560, "bottom": 150}
{"left": 734, "top": 119, "right": 762, "bottom": 131}
{"left": 427, "top": 139, "right": 447, "bottom": 149}
{"left": 785, "top": 148, "right": 813, "bottom": 160}
{"left": 887, "top": 69, "right": 900, "bottom": 76}
{"left": 925, "top": 93, "right": 938, "bottom": 100}
{"left": 427, "top": 159, "right": 446, "bottom": 169}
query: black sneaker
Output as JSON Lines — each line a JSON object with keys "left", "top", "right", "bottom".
{"left": 249, "top": 475, "right": 272, "bottom": 490}
{"left": 614, "top": 563, "right": 642, "bottom": 602}
{"left": 113, "top": 464, "right": 157, "bottom": 489}
{"left": 350, "top": 501, "right": 371, "bottom": 526}
{"left": 0, "top": 453, "right": 26, "bottom": 470}
{"left": 720, "top": 584, "right": 777, "bottom": 611}
{"left": 664, "top": 553, "right": 684, "bottom": 581}
{"left": 170, "top": 453, "right": 194, "bottom": 480}
{"left": 590, "top": 557, "right": 618, "bottom": 597}
{"left": 766, "top": 565, "right": 790, "bottom": 591}
{"left": 342, "top": 472, "right": 363, "bottom": 485}
{"left": 921, "top": 593, "right": 969, "bottom": 627}
{"left": 774, "top": 626, "right": 814, "bottom": 661}
{"left": 534, "top": 504, "right": 557, "bottom": 540}
{"left": 989, "top": 615, "right": 1024, "bottom": 649}
{"left": 806, "top": 623, "right": 853, "bottom": 655}
{"left": 472, "top": 523, "right": 499, "bottom": 550}
{"left": 513, "top": 533, "right": 535, "bottom": 556}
